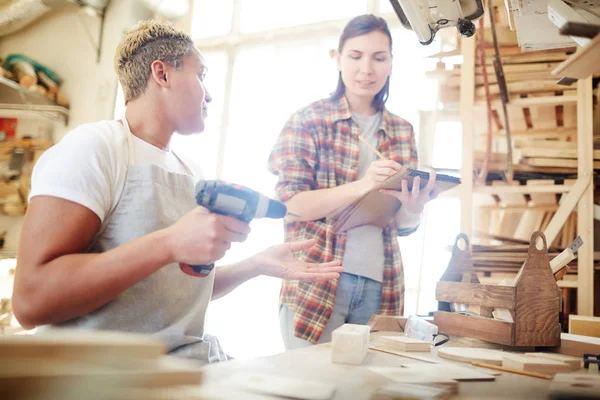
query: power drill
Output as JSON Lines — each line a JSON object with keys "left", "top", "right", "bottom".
{"left": 179, "top": 180, "right": 296, "bottom": 277}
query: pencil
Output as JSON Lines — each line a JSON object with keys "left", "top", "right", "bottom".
{"left": 471, "top": 361, "right": 553, "bottom": 380}
{"left": 358, "top": 135, "right": 386, "bottom": 160}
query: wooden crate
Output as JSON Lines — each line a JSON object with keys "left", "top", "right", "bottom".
{"left": 434, "top": 232, "right": 561, "bottom": 347}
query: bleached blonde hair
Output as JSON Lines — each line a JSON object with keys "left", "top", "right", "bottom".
{"left": 114, "top": 20, "right": 196, "bottom": 102}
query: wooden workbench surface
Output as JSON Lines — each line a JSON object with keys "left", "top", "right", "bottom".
{"left": 202, "top": 339, "right": 552, "bottom": 399}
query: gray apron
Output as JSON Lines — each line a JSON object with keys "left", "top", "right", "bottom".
{"left": 52, "top": 118, "right": 227, "bottom": 362}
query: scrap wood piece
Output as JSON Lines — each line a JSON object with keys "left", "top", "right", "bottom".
{"left": 438, "top": 347, "right": 505, "bottom": 366}
{"left": 523, "top": 352, "right": 582, "bottom": 371}
{"left": 502, "top": 353, "right": 571, "bottom": 374}
{"left": 569, "top": 315, "right": 600, "bottom": 338}
{"left": 377, "top": 336, "right": 431, "bottom": 353}
{"left": 400, "top": 363, "right": 496, "bottom": 381}
{"left": 556, "top": 333, "right": 600, "bottom": 358}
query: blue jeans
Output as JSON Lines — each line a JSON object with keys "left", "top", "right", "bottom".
{"left": 279, "top": 272, "right": 383, "bottom": 350}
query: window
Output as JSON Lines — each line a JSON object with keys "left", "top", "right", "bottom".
{"left": 191, "top": 0, "right": 234, "bottom": 38}
{"left": 239, "top": 0, "right": 368, "bottom": 33}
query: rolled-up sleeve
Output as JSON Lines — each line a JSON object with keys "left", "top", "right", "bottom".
{"left": 268, "top": 112, "right": 318, "bottom": 202}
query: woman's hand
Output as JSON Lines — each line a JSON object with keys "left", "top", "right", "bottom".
{"left": 249, "top": 239, "right": 343, "bottom": 281}
{"left": 358, "top": 160, "right": 404, "bottom": 193}
{"left": 380, "top": 170, "right": 438, "bottom": 214}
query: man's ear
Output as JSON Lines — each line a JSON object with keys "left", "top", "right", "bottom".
{"left": 150, "top": 60, "right": 170, "bottom": 88}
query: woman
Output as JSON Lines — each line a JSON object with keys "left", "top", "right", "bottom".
{"left": 268, "top": 14, "right": 437, "bottom": 349}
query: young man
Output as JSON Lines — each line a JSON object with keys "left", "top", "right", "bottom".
{"left": 13, "top": 20, "right": 342, "bottom": 362}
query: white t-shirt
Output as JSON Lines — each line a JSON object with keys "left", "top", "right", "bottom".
{"left": 30, "top": 120, "right": 204, "bottom": 224}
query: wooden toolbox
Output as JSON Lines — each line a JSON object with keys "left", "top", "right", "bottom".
{"left": 434, "top": 232, "right": 562, "bottom": 347}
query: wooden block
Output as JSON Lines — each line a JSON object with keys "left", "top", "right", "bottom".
{"left": 438, "top": 347, "right": 504, "bottom": 366}
{"left": 377, "top": 335, "right": 431, "bottom": 353}
{"left": 369, "top": 367, "right": 458, "bottom": 394}
{"left": 434, "top": 312, "right": 515, "bottom": 346}
{"left": 401, "top": 364, "right": 496, "bottom": 381}
{"left": 550, "top": 373, "right": 600, "bottom": 399}
{"left": 225, "top": 372, "right": 336, "bottom": 400}
{"left": 524, "top": 353, "right": 582, "bottom": 371}
{"left": 367, "top": 315, "right": 407, "bottom": 333}
{"left": 502, "top": 353, "right": 571, "bottom": 374}
{"left": 0, "top": 328, "right": 166, "bottom": 363}
{"left": 331, "top": 324, "right": 369, "bottom": 365}
{"left": 569, "top": 315, "right": 600, "bottom": 338}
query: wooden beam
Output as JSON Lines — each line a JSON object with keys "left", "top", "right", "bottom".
{"left": 436, "top": 282, "right": 516, "bottom": 309}
{"left": 552, "top": 35, "right": 600, "bottom": 79}
{"left": 543, "top": 177, "right": 591, "bottom": 246}
{"left": 577, "top": 77, "right": 594, "bottom": 316}
{"left": 460, "top": 37, "right": 476, "bottom": 238}
{"left": 474, "top": 184, "right": 573, "bottom": 195}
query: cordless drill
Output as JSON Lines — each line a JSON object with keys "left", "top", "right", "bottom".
{"left": 179, "top": 180, "right": 294, "bottom": 277}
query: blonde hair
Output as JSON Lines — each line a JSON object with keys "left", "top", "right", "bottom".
{"left": 114, "top": 19, "right": 196, "bottom": 102}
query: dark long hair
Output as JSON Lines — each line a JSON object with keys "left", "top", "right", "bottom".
{"left": 331, "top": 14, "right": 393, "bottom": 111}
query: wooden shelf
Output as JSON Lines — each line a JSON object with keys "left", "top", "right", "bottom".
{"left": 552, "top": 34, "right": 600, "bottom": 80}
{"left": 473, "top": 184, "right": 573, "bottom": 195}
{"left": 0, "top": 76, "right": 68, "bottom": 126}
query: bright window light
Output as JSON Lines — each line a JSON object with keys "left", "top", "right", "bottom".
{"left": 192, "top": 0, "right": 234, "bottom": 38}
{"left": 240, "top": 0, "right": 368, "bottom": 33}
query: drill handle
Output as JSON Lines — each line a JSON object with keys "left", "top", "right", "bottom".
{"left": 180, "top": 263, "right": 215, "bottom": 278}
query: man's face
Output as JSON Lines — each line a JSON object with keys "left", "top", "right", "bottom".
{"left": 166, "top": 52, "right": 211, "bottom": 135}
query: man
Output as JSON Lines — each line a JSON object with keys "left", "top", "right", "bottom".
{"left": 12, "top": 20, "right": 342, "bottom": 362}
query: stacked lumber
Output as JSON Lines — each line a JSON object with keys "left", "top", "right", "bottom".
{"left": 0, "top": 328, "right": 204, "bottom": 400}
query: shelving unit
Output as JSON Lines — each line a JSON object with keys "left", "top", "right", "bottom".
{"left": 0, "top": 76, "right": 69, "bottom": 126}
{"left": 443, "top": 6, "right": 598, "bottom": 316}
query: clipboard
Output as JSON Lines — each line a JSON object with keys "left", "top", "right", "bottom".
{"left": 328, "top": 168, "right": 461, "bottom": 233}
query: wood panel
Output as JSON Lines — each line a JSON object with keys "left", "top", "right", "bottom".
{"left": 433, "top": 311, "right": 515, "bottom": 346}
{"left": 435, "top": 282, "right": 516, "bottom": 310}
{"left": 513, "top": 233, "right": 561, "bottom": 347}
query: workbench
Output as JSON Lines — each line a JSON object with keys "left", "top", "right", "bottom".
{"left": 201, "top": 336, "right": 553, "bottom": 399}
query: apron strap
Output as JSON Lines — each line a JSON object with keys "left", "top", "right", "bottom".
{"left": 121, "top": 117, "right": 194, "bottom": 176}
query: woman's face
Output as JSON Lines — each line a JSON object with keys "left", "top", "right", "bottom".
{"left": 337, "top": 31, "right": 392, "bottom": 102}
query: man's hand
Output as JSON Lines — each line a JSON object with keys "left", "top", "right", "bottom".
{"left": 358, "top": 160, "right": 404, "bottom": 193}
{"left": 249, "top": 239, "right": 343, "bottom": 281}
{"left": 380, "top": 170, "right": 438, "bottom": 215}
{"left": 165, "top": 206, "right": 251, "bottom": 265}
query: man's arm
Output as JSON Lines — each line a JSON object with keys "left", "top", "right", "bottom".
{"left": 13, "top": 196, "right": 248, "bottom": 328}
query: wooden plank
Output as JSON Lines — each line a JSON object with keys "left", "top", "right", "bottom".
{"left": 513, "top": 233, "right": 562, "bottom": 347}
{"left": 514, "top": 180, "right": 556, "bottom": 241}
{"left": 569, "top": 315, "right": 600, "bottom": 338}
{"left": 554, "top": 333, "right": 600, "bottom": 357}
{"left": 518, "top": 148, "right": 600, "bottom": 159}
{"left": 438, "top": 347, "right": 504, "bottom": 366}
{"left": 502, "top": 353, "right": 571, "bottom": 374}
{"left": 433, "top": 312, "right": 515, "bottom": 346}
{"left": 493, "top": 181, "right": 527, "bottom": 238}
{"left": 523, "top": 353, "right": 582, "bottom": 371}
{"left": 514, "top": 140, "right": 576, "bottom": 149}
{"left": 461, "top": 36, "right": 476, "bottom": 238}
{"left": 480, "top": 94, "right": 578, "bottom": 109}
{"left": 436, "top": 282, "right": 516, "bottom": 309}
{"left": 521, "top": 157, "right": 600, "bottom": 168}
{"left": 577, "top": 77, "right": 594, "bottom": 316}
{"left": 543, "top": 176, "right": 591, "bottom": 245}
{"left": 474, "top": 184, "right": 572, "bottom": 195}
{"left": 552, "top": 34, "right": 600, "bottom": 79}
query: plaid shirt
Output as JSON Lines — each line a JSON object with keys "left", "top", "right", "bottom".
{"left": 268, "top": 96, "right": 419, "bottom": 344}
